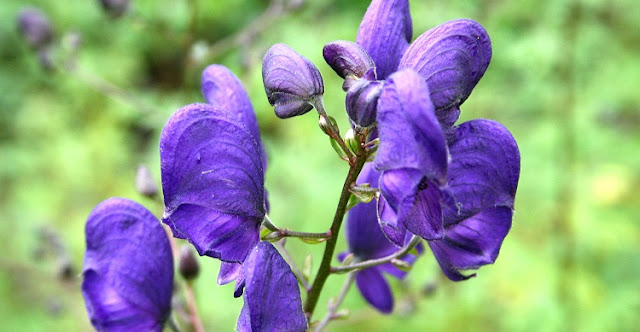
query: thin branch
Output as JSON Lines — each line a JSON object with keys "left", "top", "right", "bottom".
{"left": 184, "top": 281, "right": 205, "bottom": 332}
{"left": 274, "top": 239, "right": 311, "bottom": 291}
{"left": 314, "top": 272, "right": 356, "bottom": 332}
{"left": 331, "top": 235, "right": 421, "bottom": 274}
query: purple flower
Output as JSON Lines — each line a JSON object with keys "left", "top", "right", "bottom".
{"left": 323, "top": 41, "right": 375, "bottom": 91}
{"left": 98, "top": 0, "right": 129, "bottom": 19}
{"left": 160, "top": 103, "right": 266, "bottom": 263}
{"left": 429, "top": 120, "right": 520, "bottom": 280}
{"left": 341, "top": 164, "right": 421, "bottom": 313}
{"left": 82, "top": 198, "right": 173, "bottom": 331}
{"left": 17, "top": 7, "right": 54, "bottom": 50}
{"left": 236, "top": 242, "right": 308, "bottom": 331}
{"left": 262, "top": 43, "right": 324, "bottom": 118}
{"left": 374, "top": 69, "right": 448, "bottom": 245}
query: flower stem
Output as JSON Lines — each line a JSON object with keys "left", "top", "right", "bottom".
{"left": 314, "top": 272, "right": 356, "bottom": 332}
{"left": 330, "top": 235, "right": 421, "bottom": 274}
{"left": 262, "top": 215, "right": 332, "bottom": 241}
{"left": 184, "top": 281, "right": 205, "bottom": 332}
{"left": 303, "top": 146, "right": 368, "bottom": 318}
{"left": 312, "top": 96, "right": 355, "bottom": 164}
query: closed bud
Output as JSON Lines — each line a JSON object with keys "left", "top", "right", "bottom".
{"left": 262, "top": 43, "right": 324, "bottom": 118}
{"left": 17, "top": 7, "right": 54, "bottom": 50}
{"left": 135, "top": 164, "right": 158, "bottom": 198}
{"left": 178, "top": 245, "right": 200, "bottom": 281}
{"left": 323, "top": 41, "right": 375, "bottom": 91}
{"left": 98, "top": 0, "right": 130, "bottom": 19}
{"left": 345, "top": 77, "right": 382, "bottom": 128}
{"left": 344, "top": 128, "right": 362, "bottom": 154}
{"left": 390, "top": 258, "right": 412, "bottom": 272}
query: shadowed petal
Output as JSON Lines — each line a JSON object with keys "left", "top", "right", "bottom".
{"left": 399, "top": 19, "right": 492, "bottom": 112}
{"left": 356, "top": 0, "right": 412, "bottom": 79}
{"left": 430, "top": 119, "right": 520, "bottom": 281}
{"left": 201, "top": 65, "right": 266, "bottom": 167}
{"left": 217, "top": 262, "right": 242, "bottom": 286}
{"left": 236, "top": 242, "right": 307, "bottom": 332}
{"left": 345, "top": 78, "right": 383, "bottom": 127}
{"left": 82, "top": 198, "right": 173, "bottom": 332}
{"left": 401, "top": 180, "right": 445, "bottom": 241}
{"left": 262, "top": 43, "right": 324, "bottom": 118}
{"left": 355, "top": 267, "right": 393, "bottom": 314}
{"left": 377, "top": 193, "right": 407, "bottom": 247}
{"left": 160, "top": 103, "right": 266, "bottom": 262}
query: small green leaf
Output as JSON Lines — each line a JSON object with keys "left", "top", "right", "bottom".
{"left": 330, "top": 138, "right": 349, "bottom": 161}
{"left": 299, "top": 237, "right": 327, "bottom": 244}
{"left": 390, "top": 258, "right": 412, "bottom": 272}
{"left": 302, "top": 254, "right": 313, "bottom": 281}
{"left": 333, "top": 309, "right": 350, "bottom": 320}
{"left": 344, "top": 128, "right": 362, "bottom": 154}
{"left": 340, "top": 253, "right": 355, "bottom": 266}
{"left": 346, "top": 193, "right": 361, "bottom": 211}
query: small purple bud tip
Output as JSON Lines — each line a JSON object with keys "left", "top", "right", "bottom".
{"left": 345, "top": 78, "right": 382, "bottom": 127}
{"left": 262, "top": 43, "right": 324, "bottom": 119}
{"left": 135, "top": 164, "right": 158, "bottom": 198}
{"left": 17, "top": 7, "right": 54, "bottom": 50}
{"left": 98, "top": 0, "right": 130, "bottom": 19}
{"left": 178, "top": 245, "right": 200, "bottom": 281}
{"left": 323, "top": 40, "right": 376, "bottom": 91}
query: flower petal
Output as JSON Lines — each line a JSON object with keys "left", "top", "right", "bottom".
{"left": 323, "top": 40, "right": 376, "bottom": 90}
{"left": 401, "top": 180, "right": 445, "bottom": 241}
{"left": 217, "top": 262, "right": 242, "bottom": 286}
{"left": 236, "top": 242, "right": 307, "bottom": 331}
{"left": 201, "top": 64, "right": 267, "bottom": 167}
{"left": 355, "top": 267, "right": 394, "bottom": 314}
{"left": 82, "top": 198, "right": 173, "bottom": 331}
{"left": 374, "top": 69, "right": 448, "bottom": 185}
{"left": 262, "top": 43, "right": 324, "bottom": 118}
{"left": 356, "top": 0, "right": 412, "bottom": 79}
{"left": 377, "top": 193, "right": 407, "bottom": 247}
{"left": 160, "top": 103, "right": 266, "bottom": 262}
{"left": 345, "top": 78, "right": 383, "bottom": 127}
{"left": 430, "top": 119, "right": 520, "bottom": 281}
{"left": 399, "top": 19, "right": 492, "bottom": 112}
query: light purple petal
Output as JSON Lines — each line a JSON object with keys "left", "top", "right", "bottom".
{"left": 374, "top": 69, "right": 448, "bottom": 185}
{"left": 345, "top": 78, "right": 383, "bottom": 127}
{"left": 236, "top": 242, "right": 307, "bottom": 331}
{"left": 217, "top": 262, "right": 242, "bottom": 285}
{"left": 160, "top": 103, "right": 266, "bottom": 262}
{"left": 377, "top": 193, "right": 407, "bottom": 247}
{"left": 399, "top": 19, "right": 492, "bottom": 111}
{"left": 355, "top": 267, "right": 393, "bottom": 314}
{"left": 356, "top": 0, "right": 412, "bottom": 79}
{"left": 201, "top": 64, "right": 267, "bottom": 168}
{"left": 82, "top": 198, "right": 173, "bottom": 331}
{"left": 262, "top": 43, "right": 324, "bottom": 118}
{"left": 430, "top": 119, "right": 520, "bottom": 281}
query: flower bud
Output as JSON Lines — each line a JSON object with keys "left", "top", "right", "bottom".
{"left": 344, "top": 128, "right": 362, "bottom": 154}
{"left": 135, "top": 164, "right": 158, "bottom": 198}
{"left": 262, "top": 43, "right": 324, "bottom": 118}
{"left": 98, "top": 0, "right": 130, "bottom": 19}
{"left": 17, "top": 7, "right": 54, "bottom": 50}
{"left": 178, "top": 245, "right": 200, "bottom": 281}
{"left": 345, "top": 77, "right": 382, "bottom": 127}
{"left": 323, "top": 40, "right": 375, "bottom": 91}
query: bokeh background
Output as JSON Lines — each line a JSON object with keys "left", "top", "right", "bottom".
{"left": 1, "top": 0, "right": 639, "bottom": 330}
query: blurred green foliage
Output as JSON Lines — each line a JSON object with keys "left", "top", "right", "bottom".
{"left": 1, "top": 0, "right": 639, "bottom": 331}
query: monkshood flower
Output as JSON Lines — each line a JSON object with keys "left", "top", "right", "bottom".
{"left": 340, "top": 164, "right": 421, "bottom": 313}
{"left": 236, "top": 242, "right": 308, "bottom": 331}
{"left": 160, "top": 103, "right": 266, "bottom": 264}
{"left": 82, "top": 198, "right": 173, "bottom": 331}
{"left": 374, "top": 69, "right": 448, "bottom": 245}
{"left": 262, "top": 43, "right": 324, "bottom": 118}
{"left": 17, "top": 7, "right": 54, "bottom": 50}
{"left": 428, "top": 119, "right": 520, "bottom": 280}
{"left": 98, "top": 0, "right": 130, "bottom": 19}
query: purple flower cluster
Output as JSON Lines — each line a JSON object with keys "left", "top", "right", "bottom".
{"left": 81, "top": 0, "right": 520, "bottom": 328}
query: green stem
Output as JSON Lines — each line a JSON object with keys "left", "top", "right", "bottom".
{"left": 262, "top": 215, "right": 332, "bottom": 241}
{"left": 314, "top": 272, "right": 356, "bottom": 332}
{"left": 312, "top": 97, "right": 355, "bottom": 164}
{"left": 303, "top": 148, "right": 367, "bottom": 318}
{"left": 331, "top": 235, "right": 421, "bottom": 274}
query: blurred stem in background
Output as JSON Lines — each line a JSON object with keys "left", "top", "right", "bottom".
{"left": 555, "top": 0, "right": 582, "bottom": 327}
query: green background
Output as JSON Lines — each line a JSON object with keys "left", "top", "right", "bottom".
{"left": 1, "top": 0, "right": 638, "bottom": 330}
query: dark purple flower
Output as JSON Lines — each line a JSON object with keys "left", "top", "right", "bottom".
{"left": 160, "top": 103, "right": 266, "bottom": 263}
{"left": 262, "top": 43, "right": 324, "bottom": 118}
{"left": 82, "top": 198, "right": 173, "bottom": 332}
{"left": 374, "top": 69, "right": 447, "bottom": 243}
{"left": 98, "top": 0, "right": 129, "bottom": 19}
{"left": 342, "top": 164, "right": 421, "bottom": 313}
{"left": 17, "top": 7, "right": 54, "bottom": 50}
{"left": 345, "top": 76, "right": 382, "bottom": 127}
{"left": 429, "top": 120, "right": 520, "bottom": 280}
{"left": 236, "top": 242, "right": 307, "bottom": 331}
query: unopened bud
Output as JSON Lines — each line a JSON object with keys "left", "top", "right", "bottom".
{"left": 98, "top": 0, "right": 130, "bottom": 19}
{"left": 344, "top": 128, "right": 362, "bottom": 154}
{"left": 17, "top": 7, "right": 54, "bottom": 50}
{"left": 390, "top": 258, "right": 412, "bottom": 272}
{"left": 135, "top": 164, "right": 158, "bottom": 198}
{"left": 322, "top": 41, "right": 375, "bottom": 91}
{"left": 178, "top": 245, "right": 200, "bottom": 281}
{"left": 345, "top": 77, "right": 382, "bottom": 127}
{"left": 262, "top": 43, "right": 324, "bottom": 118}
